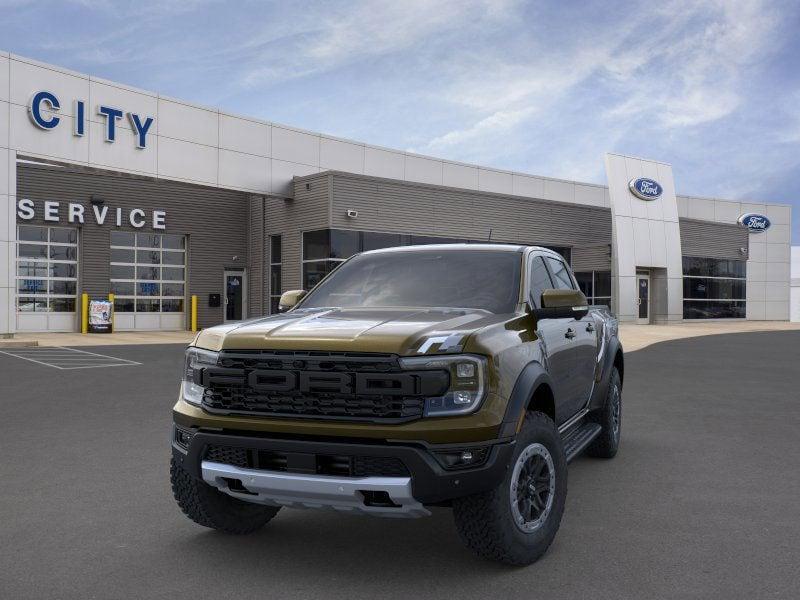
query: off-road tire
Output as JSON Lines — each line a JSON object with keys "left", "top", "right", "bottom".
{"left": 452, "top": 412, "right": 567, "bottom": 566}
{"left": 586, "top": 367, "right": 622, "bottom": 459}
{"left": 170, "top": 458, "right": 280, "bottom": 534}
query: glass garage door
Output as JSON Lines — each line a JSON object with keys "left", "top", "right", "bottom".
{"left": 109, "top": 232, "right": 186, "bottom": 330}
{"left": 15, "top": 225, "right": 79, "bottom": 332}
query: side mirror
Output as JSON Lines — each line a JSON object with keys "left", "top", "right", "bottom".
{"left": 533, "top": 289, "right": 589, "bottom": 320}
{"left": 278, "top": 290, "right": 307, "bottom": 312}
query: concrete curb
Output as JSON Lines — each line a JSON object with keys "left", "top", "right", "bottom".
{"left": 0, "top": 340, "right": 39, "bottom": 348}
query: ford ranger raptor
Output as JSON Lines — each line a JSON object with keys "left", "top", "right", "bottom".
{"left": 170, "top": 244, "right": 623, "bottom": 565}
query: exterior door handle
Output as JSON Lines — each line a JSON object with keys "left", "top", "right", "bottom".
{"left": 586, "top": 323, "right": 595, "bottom": 333}
{"left": 565, "top": 328, "right": 576, "bottom": 339}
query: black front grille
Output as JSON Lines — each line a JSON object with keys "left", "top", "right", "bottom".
{"left": 200, "top": 351, "right": 448, "bottom": 422}
{"left": 203, "top": 444, "right": 409, "bottom": 478}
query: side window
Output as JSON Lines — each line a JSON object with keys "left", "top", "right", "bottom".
{"left": 544, "top": 257, "right": 575, "bottom": 290}
{"left": 529, "top": 256, "right": 554, "bottom": 308}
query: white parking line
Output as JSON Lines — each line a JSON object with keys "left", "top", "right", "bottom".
{"left": 0, "top": 346, "right": 141, "bottom": 369}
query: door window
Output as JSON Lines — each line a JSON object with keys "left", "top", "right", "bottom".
{"left": 544, "top": 257, "right": 575, "bottom": 290}
{"left": 529, "top": 256, "right": 554, "bottom": 308}
{"left": 226, "top": 274, "right": 244, "bottom": 320}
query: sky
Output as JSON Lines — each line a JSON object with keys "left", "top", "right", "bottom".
{"left": 2, "top": 0, "right": 799, "bottom": 242}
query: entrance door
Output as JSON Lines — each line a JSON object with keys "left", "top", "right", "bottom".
{"left": 224, "top": 271, "right": 246, "bottom": 321}
{"left": 637, "top": 275, "right": 650, "bottom": 324}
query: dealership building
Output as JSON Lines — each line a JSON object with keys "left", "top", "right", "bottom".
{"left": 0, "top": 52, "right": 794, "bottom": 334}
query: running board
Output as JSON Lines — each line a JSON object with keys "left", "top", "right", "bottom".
{"left": 562, "top": 422, "right": 602, "bottom": 463}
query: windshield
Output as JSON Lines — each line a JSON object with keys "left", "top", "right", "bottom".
{"left": 299, "top": 249, "right": 522, "bottom": 313}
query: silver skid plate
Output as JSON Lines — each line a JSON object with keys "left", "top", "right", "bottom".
{"left": 201, "top": 461, "right": 430, "bottom": 518}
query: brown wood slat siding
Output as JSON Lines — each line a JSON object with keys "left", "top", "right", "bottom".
{"left": 679, "top": 218, "right": 749, "bottom": 260}
{"left": 247, "top": 195, "right": 266, "bottom": 316}
{"left": 16, "top": 163, "right": 249, "bottom": 329}
{"left": 572, "top": 244, "right": 612, "bottom": 271}
{"left": 263, "top": 173, "right": 330, "bottom": 292}
{"left": 327, "top": 173, "right": 612, "bottom": 248}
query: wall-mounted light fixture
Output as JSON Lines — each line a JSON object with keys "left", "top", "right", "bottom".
{"left": 346, "top": 209, "right": 358, "bottom": 219}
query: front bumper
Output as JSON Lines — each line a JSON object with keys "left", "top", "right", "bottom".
{"left": 173, "top": 427, "right": 514, "bottom": 516}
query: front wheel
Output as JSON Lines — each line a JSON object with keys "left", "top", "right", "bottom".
{"left": 452, "top": 412, "right": 567, "bottom": 565}
{"left": 170, "top": 458, "right": 280, "bottom": 534}
{"left": 586, "top": 367, "right": 622, "bottom": 458}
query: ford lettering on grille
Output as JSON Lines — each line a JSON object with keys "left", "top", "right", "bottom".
{"left": 197, "top": 351, "right": 448, "bottom": 422}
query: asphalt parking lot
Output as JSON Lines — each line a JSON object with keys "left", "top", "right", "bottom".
{"left": 1, "top": 331, "right": 799, "bottom": 600}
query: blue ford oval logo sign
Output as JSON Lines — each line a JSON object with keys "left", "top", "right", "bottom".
{"left": 628, "top": 178, "right": 663, "bottom": 201}
{"left": 737, "top": 213, "right": 771, "bottom": 233}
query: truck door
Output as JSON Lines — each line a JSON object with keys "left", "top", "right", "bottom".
{"left": 543, "top": 256, "right": 597, "bottom": 419}
{"left": 528, "top": 255, "right": 574, "bottom": 424}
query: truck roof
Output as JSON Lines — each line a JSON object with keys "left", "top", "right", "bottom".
{"left": 361, "top": 243, "right": 563, "bottom": 256}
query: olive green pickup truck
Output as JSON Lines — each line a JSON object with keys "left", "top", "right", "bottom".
{"left": 170, "top": 244, "right": 623, "bottom": 565}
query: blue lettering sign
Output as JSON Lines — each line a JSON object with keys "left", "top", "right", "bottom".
{"left": 29, "top": 91, "right": 61, "bottom": 129}
{"left": 27, "top": 90, "right": 154, "bottom": 148}
{"left": 97, "top": 105, "right": 124, "bottom": 142}
{"left": 73, "top": 100, "right": 85, "bottom": 136}
{"left": 128, "top": 113, "right": 155, "bottom": 149}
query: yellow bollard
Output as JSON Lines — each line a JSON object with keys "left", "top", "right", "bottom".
{"left": 191, "top": 295, "right": 198, "bottom": 332}
{"left": 81, "top": 293, "right": 89, "bottom": 334}
{"left": 108, "top": 293, "right": 115, "bottom": 332}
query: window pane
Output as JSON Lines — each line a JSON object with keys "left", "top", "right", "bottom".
{"left": 18, "top": 279, "right": 47, "bottom": 294}
{"left": 594, "top": 296, "right": 612, "bottom": 307}
{"left": 683, "top": 300, "right": 746, "bottom": 319}
{"left": 50, "top": 228, "right": 77, "bottom": 244}
{"left": 270, "top": 297, "right": 280, "bottom": 315}
{"left": 162, "top": 283, "right": 184, "bottom": 297}
{"left": 161, "top": 251, "right": 184, "bottom": 265}
{"left": 530, "top": 257, "right": 554, "bottom": 308}
{"left": 303, "top": 260, "right": 337, "bottom": 290}
{"left": 683, "top": 278, "right": 746, "bottom": 300}
{"left": 137, "top": 266, "right": 160, "bottom": 280}
{"left": 111, "top": 248, "right": 135, "bottom": 263}
{"left": 49, "top": 280, "right": 76, "bottom": 295}
{"left": 270, "top": 265, "right": 281, "bottom": 295}
{"left": 161, "top": 299, "right": 184, "bottom": 312}
{"left": 17, "top": 261, "right": 49, "bottom": 277}
{"left": 544, "top": 247, "right": 572, "bottom": 265}
{"left": 110, "top": 281, "right": 135, "bottom": 295}
{"left": 161, "top": 234, "right": 185, "bottom": 249}
{"left": 161, "top": 267, "right": 184, "bottom": 281}
{"left": 50, "top": 298, "right": 75, "bottom": 312}
{"left": 682, "top": 256, "right": 746, "bottom": 278}
{"left": 18, "top": 226, "right": 48, "bottom": 242}
{"left": 137, "top": 282, "right": 160, "bottom": 296}
{"left": 111, "top": 265, "right": 135, "bottom": 279}
{"left": 270, "top": 235, "right": 282, "bottom": 263}
{"left": 50, "top": 246, "right": 77, "bottom": 261}
{"left": 574, "top": 272, "right": 593, "bottom": 299}
{"left": 330, "top": 229, "right": 360, "bottom": 258}
{"left": 114, "top": 298, "right": 135, "bottom": 312}
{"left": 594, "top": 271, "right": 611, "bottom": 297}
{"left": 136, "top": 299, "right": 160, "bottom": 312}
{"left": 137, "top": 233, "right": 160, "bottom": 248}
{"left": 303, "top": 229, "right": 330, "bottom": 260}
{"left": 362, "top": 231, "right": 402, "bottom": 252}
{"left": 19, "top": 244, "right": 48, "bottom": 259}
{"left": 18, "top": 297, "right": 48, "bottom": 312}
{"left": 111, "top": 231, "right": 136, "bottom": 246}
{"left": 545, "top": 257, "right": 574, "bottom": 290}
{"left": 137, "top": 249, "right": 161, "bottom": 265}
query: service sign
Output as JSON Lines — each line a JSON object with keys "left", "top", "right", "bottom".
{"left": 628, "top": 178, "right": 663, "bottom": 201}
{"left": 737, "top": 213, "right": 771, "bottom": 233}
{"left": 89, "top": 300, "right": 113, "bottom": 333}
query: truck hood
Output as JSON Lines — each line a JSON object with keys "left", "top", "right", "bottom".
{"left": 194, "top": 307, "right": 508, "bottom": 355}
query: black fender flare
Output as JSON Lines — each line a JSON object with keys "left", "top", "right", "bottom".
{"left": 588, "top": 336, "right": 623, "bottom": 411}
{"left": 498, "top": 361, "right": 557, "bottom": 438}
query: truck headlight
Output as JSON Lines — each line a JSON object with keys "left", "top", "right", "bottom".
{"left": 400, "top": 355, "right": 487, "bottom": 417}
{"left": 182, "top": 347, "right": 219, "bottom": 406}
